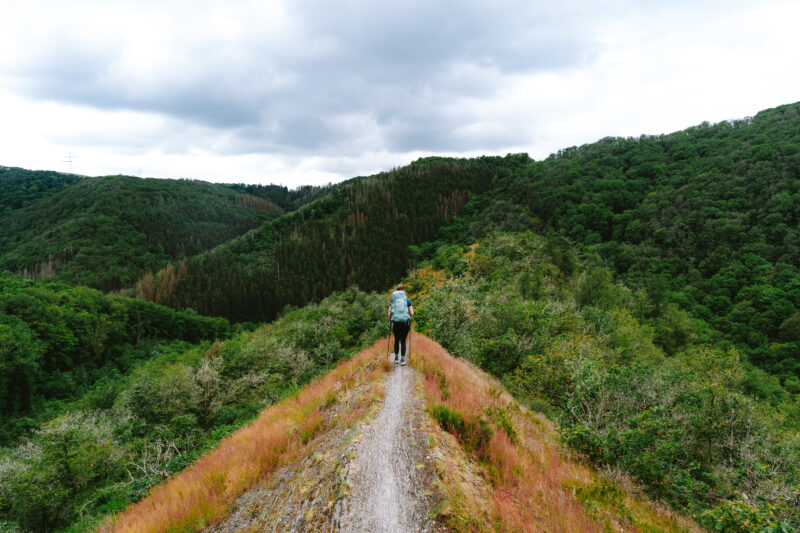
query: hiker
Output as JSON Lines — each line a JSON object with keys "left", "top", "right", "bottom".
{"left": 388, "top": 284, "right": 413, "bottom": 365}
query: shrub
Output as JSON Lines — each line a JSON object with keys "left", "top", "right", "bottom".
{"left": 431, "top": 404, "right": 492, "bottom": 457}
{"left": 700, "top": 498, "right": 795, "bottom": 533}
{"left": 2, "top": 413, "right": 125, "bottom": 531}
{"left": 119, "top": 364, "right": 200, "bottom": 424}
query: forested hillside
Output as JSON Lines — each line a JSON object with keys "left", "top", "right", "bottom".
{"left": 410, "top": 232, "right": 799, "bottom": 531}
{"left": 130, "top": 102, "right": 800, "bottom": 390}
{"left": 0, "top": 273, "right": 232, "bottom": 444}
{"left": 9, "top": 103, "right": 798, "bottom": 389}
{"left": 138, "top": 156, "right": 526, "bottom": 321}
{"left": 421, "top": 102, "right": 800, "bottom": 388}
{"left": 0, "top": 170, "right": 287, "bottom": 291}
{"left": 224, "top": 182, "right": 331, "bottom": 212}
{"left": 0, "top": 278, "right": 386, "bottom": 532}
{"left": 0, "top": 167, "right": 83, "bottom": 214}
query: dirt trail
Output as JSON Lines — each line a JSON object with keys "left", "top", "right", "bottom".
{"left": 336, "top": 364, "right": 440, "bottom": 532}
{"left": 204, "top": 358, "right": 443, "bottom": 532}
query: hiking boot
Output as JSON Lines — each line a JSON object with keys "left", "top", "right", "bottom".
{"left": 392, "top": 353, "right": 398, "bottom": 364}
{"left": 400, "top": 356, "right": 407, "bottom": 366}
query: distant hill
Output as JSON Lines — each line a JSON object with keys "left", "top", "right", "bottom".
{"left": 427, "top": 102, "right": 800, "bottom": 385}
{"left": 137, "top": 156, "right": 526, "bottom": 322}
{"left": 5, "top": 103, "right": 799, "bottom": 384}
{"left": 0, "top": 167, "right": 83, "bottom": 213}
{"left": 0, "top": 169, "right": 298, "bottom": 291}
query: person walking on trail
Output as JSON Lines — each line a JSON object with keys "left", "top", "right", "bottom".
{"left": 389, "top": 284, "right": 413, "bottom": 365}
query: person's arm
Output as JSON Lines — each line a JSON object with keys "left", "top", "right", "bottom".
{"left": 408, "top": 305, "right": 414, "bottom": 316}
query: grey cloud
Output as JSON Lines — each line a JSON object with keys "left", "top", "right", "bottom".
{"left": 8, "top": 1, "right": 605, "bottom": 156}
{"left": 297, "top": 1, "right": 594, "bottom": 74}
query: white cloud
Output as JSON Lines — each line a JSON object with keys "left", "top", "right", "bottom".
{"left": 0, "top": 0, "right": 798, "bottom": 185}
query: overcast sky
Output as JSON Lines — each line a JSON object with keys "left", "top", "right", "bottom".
{"left": 1, "top": 1, "right": 798, "bottom": 186}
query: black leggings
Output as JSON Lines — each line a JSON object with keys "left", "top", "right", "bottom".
{"left": 392, "top": 320, "right": 410, "bottom": 356}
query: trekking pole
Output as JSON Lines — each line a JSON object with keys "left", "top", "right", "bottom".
{"left": 387, "top": 319, "right": 392, "bottom": 361}
{"left": 407, "top": 320, "right": 412, "bottom": 360}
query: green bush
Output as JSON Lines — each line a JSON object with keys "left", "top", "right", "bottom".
{"left": 700, "top": 498, "right": 795, "bottom": 533}
{"left": 120, "top": 364, "right": 200, "bottom": 424}
{"left": 1, "top": 413, "right": 125, "bottom": 531}
{"left": 430, "top": 404, "right": 492, "bottom": 457}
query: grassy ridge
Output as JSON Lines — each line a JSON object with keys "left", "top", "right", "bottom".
{"left": 413, "top": 334, "right": 699, "bottom": 532}
{"left": 100, "top": 333, "right": 701, "bottom": 533}
{"left": 102, "top": 339, "right": 389, "bottom": 533}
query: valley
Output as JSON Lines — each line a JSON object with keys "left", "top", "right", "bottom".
{"left": 1, "top": 102, "right": 799, "bottom": 532}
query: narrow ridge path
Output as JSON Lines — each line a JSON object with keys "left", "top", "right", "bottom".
{"left": 337, "top": 363, "right": 440, "bottom": 533}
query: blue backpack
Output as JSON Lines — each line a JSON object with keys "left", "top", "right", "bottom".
{"left": 390, "top": 290, "right": 410, "bottom": 322}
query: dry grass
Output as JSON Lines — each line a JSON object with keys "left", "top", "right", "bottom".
{"left": 412, "top": 334, "right": 701, "bottom": 533}
{"left": 101, "top": 331, "right": 700, "bottom": 533}
{"left": 101, "top": 339, "right": 390, "bottom": 533}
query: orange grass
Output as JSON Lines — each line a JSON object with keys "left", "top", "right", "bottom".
{"left": 412, "top": 334, "right": 697, "bottom": 533}
{"left": 102, "top": 339, "right": 390, "bottom": 533}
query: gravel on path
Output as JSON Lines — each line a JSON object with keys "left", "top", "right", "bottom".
{"left": 336, "top": 364, "right": 441, "bottom": 533}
